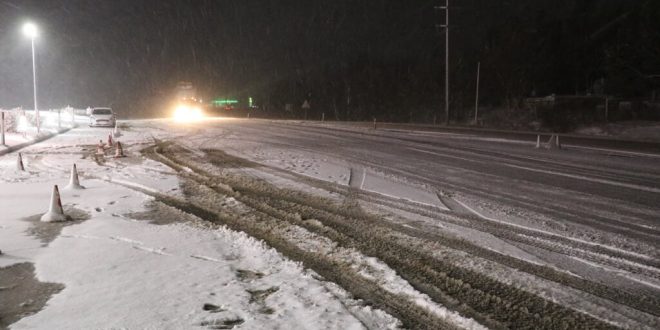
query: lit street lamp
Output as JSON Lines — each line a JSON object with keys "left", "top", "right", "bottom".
{"left": 22, "top": 22, "right": 39, "bottom": 134}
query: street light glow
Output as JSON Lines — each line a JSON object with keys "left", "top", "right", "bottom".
{"left": 22, "top": 22, "right": 38, "bottom": 38}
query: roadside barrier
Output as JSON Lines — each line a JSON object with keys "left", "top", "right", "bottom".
{"left": 41, "top": 185, "right": 66, "bottom": 222}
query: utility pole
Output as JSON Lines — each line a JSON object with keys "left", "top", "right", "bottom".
{"left": 474, "top": 61, "right": 480, "bottom": 125}
{"left": 436, "top": 0, "right": 450, "bottom": 125}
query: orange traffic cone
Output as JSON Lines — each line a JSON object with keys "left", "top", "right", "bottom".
{"left": 107, "top": 133, "right": 114, "bottom": 147}
{"left": 17, "top": 152, "right": 25, "bottom": 171}
{"left": 114, "top": 141, "right": 125, "bottom": 158}
{"left": 64, "top": 164, "right": 84, "bottom": 190}
{"left": 41, "top": 185, "right": 67, "bottom": 222}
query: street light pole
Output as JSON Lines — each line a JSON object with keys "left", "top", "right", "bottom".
{"left": 23, "top": 22, "right": 39, "bottom": 134}
{"left": 474, "top": 61, "right": 480, "bottom": 125}
{"left": 31, "top": 36, "right": 39, "bottom": 133}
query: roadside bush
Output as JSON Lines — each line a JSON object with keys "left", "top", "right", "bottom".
{"left": 1, "top": 109, "right": 26, "bottom": 133}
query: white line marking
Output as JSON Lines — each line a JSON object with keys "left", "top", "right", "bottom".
{"left": 570, "top": 256, "right": 660, "bottom": 291}
{"left": 504, "top": 162, "right": 660, "bottom": 194}
{"left": 567, "top": 145, "right": 660, "bottom": 159}
{"left": 359, "top": 168, "right": 366, "bottom": 190}
{"left": 409, "top": 147, "right": 660, "bottom": 193}
{"left": 453, "top": 198, "right": 656, "bottom": 261}
{"left": 191, "top": 255, "right": 223, "bottom": 263}
{"left": 521, "top": 234, "right": 660, "bottom": 274}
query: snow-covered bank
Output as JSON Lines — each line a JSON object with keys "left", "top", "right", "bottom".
{"left": 575, "top": 121, "right": 660, "bottom": 142}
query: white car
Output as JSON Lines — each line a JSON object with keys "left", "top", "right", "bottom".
{"left": 89, "top": 107, "right": 116, "bottom": 127}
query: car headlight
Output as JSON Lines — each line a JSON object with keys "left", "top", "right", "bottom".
{"left": 173, "top": 105, "right": 204, "bottom": 122}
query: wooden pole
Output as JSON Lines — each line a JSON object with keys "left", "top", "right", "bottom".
{"left": 474, "top": 61, "right": 480, "bottom": 125}
{"left": 1, "top": 112, "right": 5, "bottom": 146}
{"left": 605, "top": 96, "right": 609, "bottom": 122}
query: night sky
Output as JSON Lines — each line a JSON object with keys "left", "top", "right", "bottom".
{"left": 1, "top": 1, "right": 657, "bottom": 120}
{"left": 0, "top": 0, "right": 442, "bottom": 114}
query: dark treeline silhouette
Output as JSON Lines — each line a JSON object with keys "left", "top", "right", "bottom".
{"left": 0, "top": 0, "right": 658, "bottom": 123}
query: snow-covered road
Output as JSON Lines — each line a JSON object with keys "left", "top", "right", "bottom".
{"left": 1, "top": 118, "right": 659, "bottom": 329}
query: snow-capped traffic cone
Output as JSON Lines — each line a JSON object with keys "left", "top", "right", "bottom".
{"left": 107, "top": 133, "right": 114, "bottom": 147}
{"left": 547, "top": 135, "right": 561, "bottom": 149}
{"left": 114, "top": 141, "right": 125, "bottom": 158}
{"left": 41, "top": 185, "right": 67, "bottom": 222}
{"left": 556, "top": 135, "right": 562, "bottom": 149}
{"left": 535, "top": 135, "right": 540, "bottom": 149}
{"left": 17, "top": 152, "right": 25, "bottom": 171}
{"left": 64, "top": 164, "right": 84, "bottom": 190}
{"left": 113, "top": 122, "right": 122, "bottom": 138}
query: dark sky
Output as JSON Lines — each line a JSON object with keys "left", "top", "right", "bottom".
{"left": 0, "top": 0, "right": 439, "bottom": 112}
{"left": 2, "top": 0, "right": 655, "bottom": 118}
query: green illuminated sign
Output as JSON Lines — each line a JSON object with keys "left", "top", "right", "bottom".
{"left": 212, "top": 99, "right": 239, "bottom": 105}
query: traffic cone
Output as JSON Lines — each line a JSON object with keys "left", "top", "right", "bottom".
{"left": 96, "top": 140, "right": 105, "bottom": 155}
{"left": 17, "top": 152, "right": 25, "bottom": 171}
{"left": 535, "top": 135, "right": 540, "bottom": 149}
{"left": 547, "top": 135, "right": 562, "bottom": 149}
{"left": 113, "top": 122, "right": 122, "bottom": 137}
{"left": 114, "top": 141, "right": 125, "bottom": 158}
{"left": 41, "top": 185, "right": 67, "bottom": 222}
{"left": 556, "top": 135, "right": 562, "bottom": 149}
{"left": 107, "top": 133, "right": 113, "bottom": 147}
{"left": 64, "top": 164, "right": 84, "bottom": 190}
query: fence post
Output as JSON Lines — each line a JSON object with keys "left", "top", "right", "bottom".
{"left": 1, "top": 112, "right": 5, "bottom": 146}
{"left": 605, "top": 96, "right": 609, "bottom": 122}
{"left": 474, "top": 61, "right": 480, "bottom": 125}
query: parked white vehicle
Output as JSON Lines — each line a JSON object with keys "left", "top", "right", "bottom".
{"left": 89, "top": 107, "right": 116, "bottom": 127}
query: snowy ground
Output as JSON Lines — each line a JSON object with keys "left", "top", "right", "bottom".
{"left": 1, "top": 117, "right": 659, "bottom": 329}
{"left": 0, "top": 122, "right": 401, "bottom": 329}
{"left": 575, "top": 121, "right": 660, "bottom": 142}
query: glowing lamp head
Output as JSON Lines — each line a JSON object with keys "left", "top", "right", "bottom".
{"left": 22, "top": 22, "right": 38, "bottom": 39}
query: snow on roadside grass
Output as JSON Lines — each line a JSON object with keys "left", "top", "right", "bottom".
{"left": 15, "top": 207, "right": 385, "bottom": 329}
